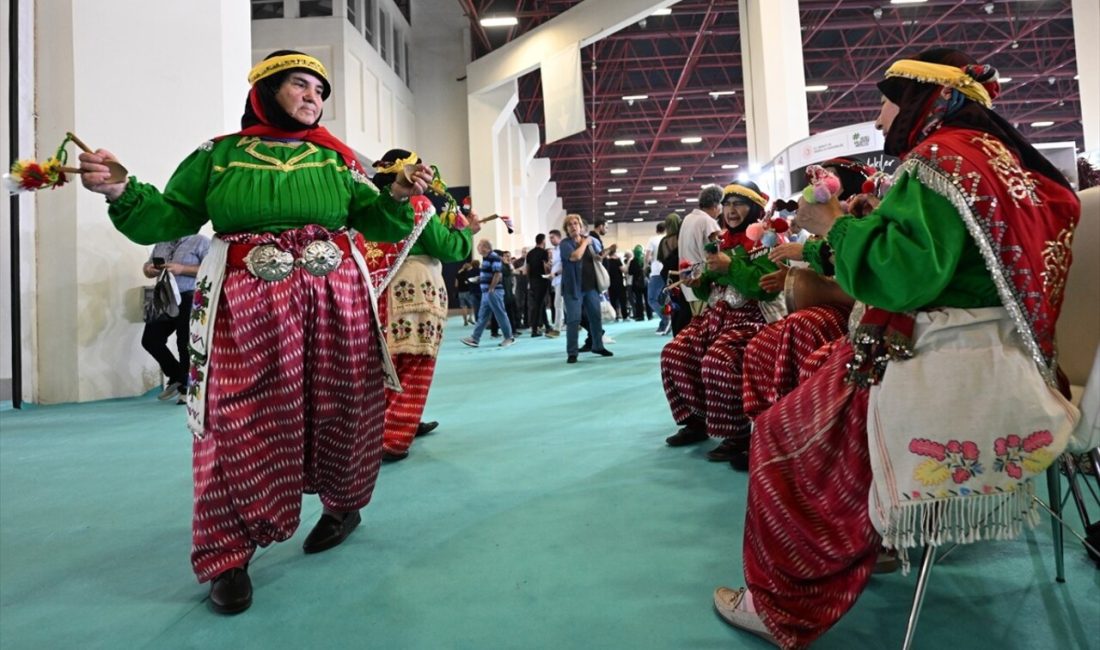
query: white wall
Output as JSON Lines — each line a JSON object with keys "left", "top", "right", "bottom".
{"left": 30, "top": 0, "right": 250, "bottom": 403}
{"left": 410, "top": 0, "right": 471, "bottom": 187}
{"left": 251, "top": 14, "right": 415, "bottom": 158}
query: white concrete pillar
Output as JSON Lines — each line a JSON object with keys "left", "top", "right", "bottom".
{"left": 1073, "top": 0, "right": 1099, "bottom": 153}
{"left": 738, "top": 0, "right": 810, "bottom": 167}
{"left": 467, "top": 80, "right": 518, "bottom": 246}
{"left": 33, "top": 0, "right": 250, "bottom": 403}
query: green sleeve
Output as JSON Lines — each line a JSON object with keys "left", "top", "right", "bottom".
{"left": 802, "top": 239, "right": 833, "bottom": 276}
{"left": 348, "top": 181, "right": 414, "bottom": 243}
{"left": 701, "top": 246, "right": 780, "bottom": 301}
{"left": 828, "top": 173, "right": 968, "bottom": 312}
{"left": 107, "top": 148, "right": 212, "bottom": 245}
{"left": 410, "top": 216, "right": 473, "bottom": 262}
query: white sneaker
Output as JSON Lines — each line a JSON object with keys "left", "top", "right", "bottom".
{"left": 157, "top": 382, "right": 182, "bottom": 401}
{"left": 713, "top": 587, "right": 778, "bottom": 646}
{"left": 500, "top": 337, "right": 516, "bottom": 348}
{"left": 461, "top": 337, "right": 479, "bottom": 348}
{"left": 603, "top": 335, "right": 616, "bottom": 344}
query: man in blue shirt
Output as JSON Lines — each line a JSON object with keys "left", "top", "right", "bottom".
{"left": 143, "top": 234, "right": 210, "bottom": 402}
{"left": 461, "top": 239, "right": 516, "bottom": 348}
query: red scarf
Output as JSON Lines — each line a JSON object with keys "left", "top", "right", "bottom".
{"left": 851, "top": 127, "right": 1079, "bottom": 386}
{"left": 720, "top": 229, "right": 757, "bottom": 253}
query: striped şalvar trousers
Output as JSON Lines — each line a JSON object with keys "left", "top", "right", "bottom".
{"left": 700, "top": 313, "right": 767, "bottom": 440}
{"left": 382, "top": 354, "right": 437, "bottom": 455}
{"left": 660, "top": 300, "right": 763, "bottom": 433}
{"left": 742, "top": 339, "right": 879, "bottom": 649}
{"left": 191, "top": 229, "right": 386, "bottom": 583}
{"left": 741, "top": 304, "right": 852, "bottom": 420}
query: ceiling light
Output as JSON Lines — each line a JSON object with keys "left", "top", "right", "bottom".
{"left": 1030, "top": 121, "right": 1054, "bottom": 127}
{"left": 644, "top": 199, "right": 658, "bottom": 205}
{"left": 622, "top": 94, "right": 649, "bottom": 101}
{"left": 610, "top": 168, "right": 628, "bottom": 175}
{"left": 614, "top": 139, "right": 636, "bottom": 146}
{"left": 605, "top": 201, "right": 619, "bottom": 206}
{"left": 675, "top": 208, "right": 685, "bottom": 212}
{"left": 685, "top": 198, "right": 698, "bottom": 203}
{"left": 889, "top": 0, "right": 927, "bottom": 4}
{"left": 680, "top": 136, "right": 703, "bottom": 144}
{"left": 638, "top": 210, "right": 649, "bottom": 214}
{"left": 709, "top": 90, "right": 736, "bottom": 98}
{"left": 805, "top": 84, "right": 829, "bottom": 92}
{"left": 604, "top": 211, "right": 616, "bottom": 216}
{"left": 998, "top": 77, "right": 1013, "bottom": 83}
{"left": 652, "top": 8, "right": 672, "bottom": 16}
{"left": 632, "top": 218, "right": 644, "bottom": 222}
{"left": 608, "top": 188, "right": 622, "bottom": 193}
{"left": 652, "top": 185, "right": 667, "bottom": 191}
{"left": 664, "top": 166, "right": 682, "bottom": 172}
{"left": 480, "top": 16, "right": 518, "bottom": 27}
{"left": 721, "top": 164, "right": 740, "bottom": 169}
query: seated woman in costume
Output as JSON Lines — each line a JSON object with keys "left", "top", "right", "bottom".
{"left": 739, "top": 160, "right": 878, "bottom": 439}
{"left": 712, "top": 48, "right": 1080, "bottom": 648}
{"left": 661, "top": 181, "right": 782, "bottom": 466}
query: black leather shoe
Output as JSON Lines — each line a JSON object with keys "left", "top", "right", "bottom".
{"left": 209, "top": 567, "right": 252, "bottom": 615}
{"left": 706, "top": 438, "right": 748, "bottom": 462}
{"left": 579, "top": 343, "right": 592, "bottom": 352}
{"left": 566, "top": 355, "right": 578, "bottom": 364}
{"left": 665, "top": 427, "right": 708, "bottom": 447}
{"left": 415, "top": 421, "right": 439, "bottom": 437}
{"left": 382, "top": 450, "right": 408, "bottom": 463}
{"left": 303, "top": 511, "right": 362, "bottom": 554}
{"left": 593, "top": 348, "right": 613, "bottom": 357}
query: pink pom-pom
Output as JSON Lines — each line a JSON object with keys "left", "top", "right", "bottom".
{"left": 824, "top": 175, "right": 841, "bottom": 195}
{"left": 771, "top": 218, "right": 789, "bottom": 233}
{"left": 746, "top": 222, "right": 765, "bottom": 241}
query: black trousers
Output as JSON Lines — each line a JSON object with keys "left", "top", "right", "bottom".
{"left": 141, "top": 290, "right": 193, "bottom": 386}
{"left": 528, "top": 281, "right": 550, "bottom": 331}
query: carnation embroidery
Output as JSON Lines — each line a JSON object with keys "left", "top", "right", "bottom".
{"left": 993, "top": 430, "right": 1054, "bottom": 479}
{"left": 909, "top": 438, "right": 983, "bottom": 486}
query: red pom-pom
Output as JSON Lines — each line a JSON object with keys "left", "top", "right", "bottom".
{"left": 771, "top": 218, "right": 789, "bottom": 233}
{"left": 861, "top": 179, "right": 875, "bottom": 194}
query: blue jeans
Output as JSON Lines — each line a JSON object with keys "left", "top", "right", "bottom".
{"left": 647, "top": 275, "right": 668, "bottom": 330}
{"left": 471, "top": 289, "right": 512, "bottom": 341}
{"left": 563, "top": 289, "right": 605, "bottom": 356}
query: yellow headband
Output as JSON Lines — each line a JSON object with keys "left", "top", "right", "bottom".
{"left": 248, "top": 54, "right": 329, "bottom": 87}
{"left": 373, "top": 152, "right": 420, "bottom": 174}
{"left": 722, "top": 184, "right": 767, "bottom": 208}
{"left": 884, "top": 60, "right": 992, "bottom": 109}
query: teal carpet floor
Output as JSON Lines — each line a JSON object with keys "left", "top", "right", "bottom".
{"left": 1, "top": 317, "right": 1097, "bottom": 649}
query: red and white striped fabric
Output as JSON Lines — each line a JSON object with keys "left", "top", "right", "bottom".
{"left": 701, "top": 317, "right": 766, "bottom": 440}
{"left": 382, "top": 354, "right": 437, "bottom": 455}
{"left": 743, "top": 339, "right": 879, "bottom": 649}
{"left": 742, "top": 304, "right": 852, "bottom": 420}
{"left": 660, "top": 301, "right": 761, "bottom": 431}
{"left": 190, "top": 229, "right": 386, "bottom": 583}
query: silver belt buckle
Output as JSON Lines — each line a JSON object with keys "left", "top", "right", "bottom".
{"left": 244, "top": 244, "right": 294, "bottom": 281}
{"left": 298, "top": 239, "right": 343, "bottom": 276}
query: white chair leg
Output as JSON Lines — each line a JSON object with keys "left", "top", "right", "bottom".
{"left": 901, "top": 545, "right": 936, "bottom": 650}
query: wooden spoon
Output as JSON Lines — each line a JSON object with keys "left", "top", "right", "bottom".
{"left": 67, "top": 131, "right": 129, "bottom": 183}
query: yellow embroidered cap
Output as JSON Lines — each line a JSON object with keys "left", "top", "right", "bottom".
{"left": 722, "top": 183, "right": 768, "bottom": 208}
{"left": 248, "top": 53, "right": 331, "bottom": 99}
{"left": 883, "top": 60, "right": 992, "bottom": 108}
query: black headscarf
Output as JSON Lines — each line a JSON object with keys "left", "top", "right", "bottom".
{"left": 721, "top": 180, "right": 766, "bottom": 236}
{"left": 241, "top": 50, "right": 330, "bottom": 131}
{"left": 877, "top": 48, "right": 1071, "bottom": 190}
